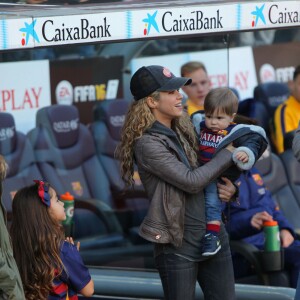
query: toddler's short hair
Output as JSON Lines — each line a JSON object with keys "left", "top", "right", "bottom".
{"left": 204, "top": 87, "right": 238, "bottom": 116}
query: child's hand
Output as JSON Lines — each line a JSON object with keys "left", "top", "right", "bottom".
{"left": 235, "top": 151, "right": 249, "bottom": 163}
{"left": 66, "top": 237, "right": 80, "bottom": 251}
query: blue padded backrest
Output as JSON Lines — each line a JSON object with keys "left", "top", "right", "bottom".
{"left": 280, "top": 149, "right": 300, "bottom": 208}
{"left": 255, "top": 145, "right": 300, "bottom": 230}
{"left": 93, "top": 99, "right": 128, "bottom": 157}
{"left": 92, "top": 100, "right": 146, "bottom": 193}
{"left": 254, "top": 82, "right": 290, "bottom": 114}
{"left": 253, "top": 82, "right": 290, "bottom": 135}
{"left": 28, "top": 105, "right": 112, "bottom": 206}
{"left": 237, "top": 98, "right": 256, "bottom": 119}
{"left": 92, "top": 100, "right": 130, "bottom": 191}
{"left": 0, "top": 112, "right": 41, "bottom": 214}
{"left": 91, "top": 100, "right": 149, "bottom": 227}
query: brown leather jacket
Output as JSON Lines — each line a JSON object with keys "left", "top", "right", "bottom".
{"left": 134, "top": 131, "right": 233, "bottom": 247}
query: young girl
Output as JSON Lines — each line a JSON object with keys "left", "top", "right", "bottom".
{"left": 10, "top": 180, "right": 94, "bottom": 300}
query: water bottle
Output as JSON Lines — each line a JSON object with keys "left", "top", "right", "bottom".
{"left": 60, "top": 192, "right": 74, "bottom": 236}
{"left": 263, "top": 220, "right": 280, "bottom": 251}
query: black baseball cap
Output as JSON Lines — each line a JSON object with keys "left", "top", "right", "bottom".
{"left": 130, "top": 65, "right": 192, "bottom": 101}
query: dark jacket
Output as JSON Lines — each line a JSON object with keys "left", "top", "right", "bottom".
{"left": 134, "top": 121, "right": 233, "bottom": 247}
{"left": 193, "top": 113, "right": 268, "bottom": 182}
{"left": 215, "top": 124, "right": 268, "bottom": 182}
{"left": 223, "top": 168, "right": 294, "bottom": 249}
{"left": 0, "top": 183, "right": 25, "bottom": 300}
{"left": 293, "top": 122, "right": 300, "bottom": 161}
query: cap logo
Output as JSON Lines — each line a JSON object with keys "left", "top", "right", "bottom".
{"left": 163, "top": 67, "right": 172, "bottom": 78}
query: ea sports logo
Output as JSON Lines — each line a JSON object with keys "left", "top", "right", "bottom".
{"left": 259, "top": 64, "right": 276, "bottom": 83}
{"left": 56, "top": 80, "right": 73, "bottom": 105}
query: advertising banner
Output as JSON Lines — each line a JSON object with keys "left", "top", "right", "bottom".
{"left": 253, "top": 42, "right": 300, "bottom": 84}
{"left": 35, "top": 13, "right": 125, "bottom": 47}
{"left": 50, "top": 56, "right": 123, "bottom": 124}
{"left": 237, "top": 2, "right": 300, "bottom": 31}
{"left": 2, "top": 1, "right": 300, "bottom": 51}
{"left": 131, "top": 46, "right": 257, "bottom": 101}
{"left": 0, "top": 18, "right": 35, "bottom": 50}
{"left": 129, "top": 5, "right": 235, "bottom": 39}
{"left": 0, "top": 60, "right": 51, "bottom": 133}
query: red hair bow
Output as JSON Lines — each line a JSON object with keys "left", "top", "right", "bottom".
{"left": 33, "top": 180, "right": 51, "bottom": 207}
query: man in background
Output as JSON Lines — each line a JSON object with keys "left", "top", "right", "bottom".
{"left": 223, "top": 167, "right": 300, "bottom": 288}
{"left": 273, "top": 65, "right": 300, "bottom": 153}
{"left": 181, "top": 61, "right": 211, "bottom": 116}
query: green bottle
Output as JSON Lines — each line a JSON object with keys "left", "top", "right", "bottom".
{"left": 263, "top": 220, "right": 280, "bottom": 251}
{"left": 61, "top": 192, "right": 74, "bottom": 236}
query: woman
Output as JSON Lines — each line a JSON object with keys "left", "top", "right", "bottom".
{"left": 116, "top": 65, "right": 236, "bottom": 300}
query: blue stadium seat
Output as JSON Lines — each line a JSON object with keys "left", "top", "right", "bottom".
{"left": 27, "top": 104, "right": 127, "bottom": 248}
{"left": 0, "top": 112, "right": 41, "bottom": 220}
{"left": 255, "top": 144, "right": 300, "bottom": 231}
{"left": 237, "top": 98, "right": 256, "bottom": 119}
{"left": 27, "top": 104, "right": 112, "bottom": 204}
{"left": 279, "top": 148, "right": 300, "bottom": 212}
{"left": 253, "top": 82, "right": 290, "bottom": 139}
{"left": 229, "top": 143, "right": 297, "bottom": 287}
{"left": 90, "top": 100, "right": 150, "bottom": 242}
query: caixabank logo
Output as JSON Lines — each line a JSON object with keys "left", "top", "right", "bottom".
{"left": 41, "top": 18, "right": 111, "bottom": 42}
{"left": 250, "top": 4, "right": 266, "bottom": 27}
{"left": 250, "top": 3, "right": 300, "bottom": 28}
{"left": 19, "top": 19, "right": 40, "bottom": 46}
{"left": 142, "top": 9, "right": 223, "bottom": 36}
{"left": 19, "top": 17, "right": 111, "bottom": 45}
{"left": 143, "top": 11, "right": 160, "bottom": 35}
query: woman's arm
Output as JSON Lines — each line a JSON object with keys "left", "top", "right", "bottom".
{"left": 135, "top": 135, "right": 233, "bottom": 194}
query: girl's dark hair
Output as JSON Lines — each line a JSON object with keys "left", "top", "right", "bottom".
{"left": 204, "top": 87, "right": 239, "bottom": 116}
{"left": 10, "top": 184, "right": 64, "bottom": 300}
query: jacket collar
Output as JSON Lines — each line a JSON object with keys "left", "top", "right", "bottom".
{"left": 147, "top": 121, "right": 190, "bottom": 168}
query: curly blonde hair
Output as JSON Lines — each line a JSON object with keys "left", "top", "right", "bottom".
{"left": 116, "top": 92, "right": 198, "bottom": 187}
{"left": 0, "top": 155, "right": 8, "bottom": 181}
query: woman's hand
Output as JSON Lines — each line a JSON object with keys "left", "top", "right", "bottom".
{"left": 66, "top": 237, "right": 80, "bottom": 251}
{"left": 217, "top": 177, "right": 236, "bottom": 202}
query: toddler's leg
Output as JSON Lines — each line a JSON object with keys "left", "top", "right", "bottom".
{"left": 202, "top": 180, "right": 222, "bottom": 256}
